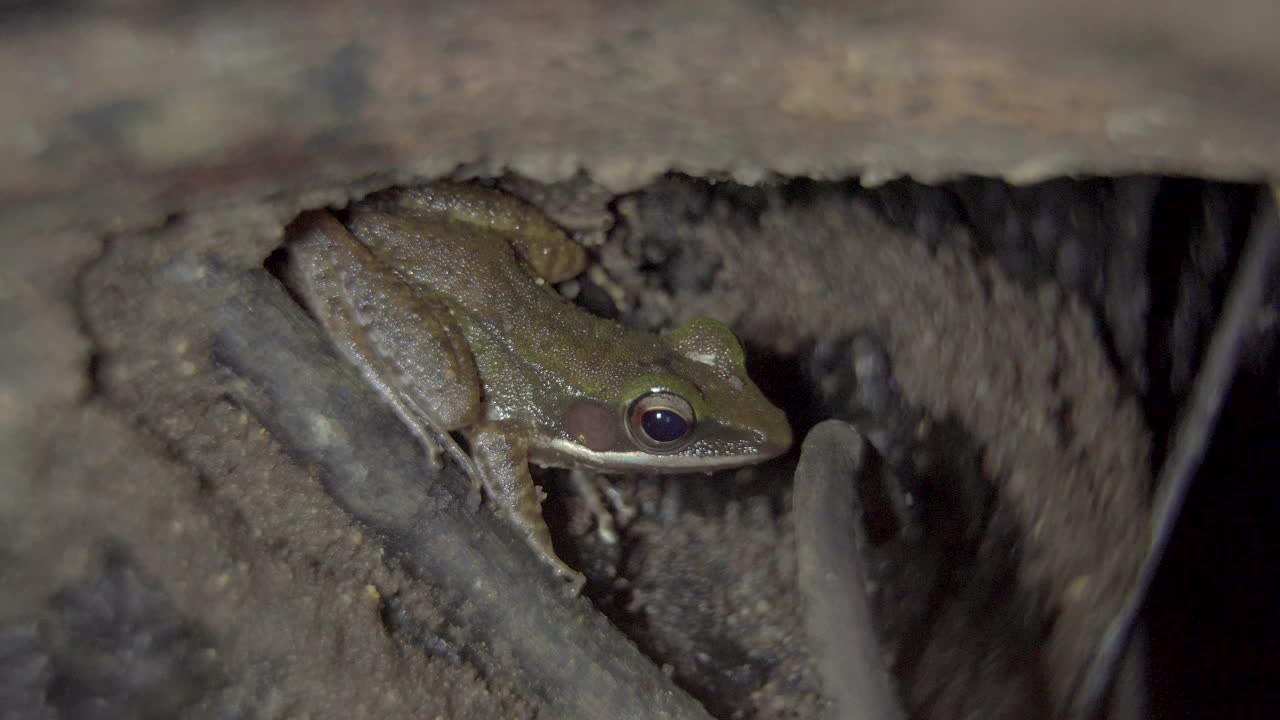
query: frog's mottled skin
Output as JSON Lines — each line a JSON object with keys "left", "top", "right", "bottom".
{"left": 286, "top": 183, "right": 792, "bottom": 591}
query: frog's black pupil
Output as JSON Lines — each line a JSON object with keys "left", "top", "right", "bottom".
{"left": 641, "top": 408, "right": 689, "bottom": 443}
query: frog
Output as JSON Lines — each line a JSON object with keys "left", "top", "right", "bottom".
{"left": 285, "top": 182, "right": 792, "bottom": 593}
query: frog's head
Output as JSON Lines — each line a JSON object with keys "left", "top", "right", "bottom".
{"left": 543, "top": 318, "right": 792, "bottom": 474}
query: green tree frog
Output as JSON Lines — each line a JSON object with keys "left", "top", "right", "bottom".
{"left": 286, "top": 183, "right": 792, "bottom": 592}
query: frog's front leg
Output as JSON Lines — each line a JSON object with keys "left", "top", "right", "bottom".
{"left": 470, "top": 424, "right": 586, "bottom": 594}
{"left": 568, "top": 469, "right": 638, "bottom": 545}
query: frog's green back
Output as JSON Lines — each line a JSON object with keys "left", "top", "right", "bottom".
{"left": 346, "top": 185, "right": 791, "bottom": 471}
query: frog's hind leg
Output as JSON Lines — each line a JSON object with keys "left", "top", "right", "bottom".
{"left": 339, "top": 283, "right": 484, "bottom": 490}
{"left": 342, "top": 309, "right": 483, "bottom": 493}
{"left": 288, "top": 210, "right": 484, "bottom": 492}
{"left": 383, "top": 183, "right": 588, "bottom": 283}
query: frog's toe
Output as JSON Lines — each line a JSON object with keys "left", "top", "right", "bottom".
{"left": 535, "top": 543, "right": 585, "bottom": 596}
{"left": 558, "top": 567, "right": 586, "bottom": 597}
{"left": 466, "top": 484, "right": 483, "bottom": 511}
{"left": 403, "top": 423, "right": 443, "bottom": 468}
{"left": 595, "top": 518, "right": 619, "bottom": 546}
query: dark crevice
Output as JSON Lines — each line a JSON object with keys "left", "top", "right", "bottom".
{"left": 1144, "top": 179, "right": 1209, "bottom": 464}
{"left": 1147, "top": 366, "right": 1280, "bottom": 719}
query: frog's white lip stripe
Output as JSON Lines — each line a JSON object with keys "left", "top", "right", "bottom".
{"left": 531, "top": 437, "right": 770, "bottom": 474}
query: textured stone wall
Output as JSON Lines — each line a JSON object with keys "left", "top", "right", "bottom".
{"left": 3, "top": 1, "right": 1278, "bottom": 236}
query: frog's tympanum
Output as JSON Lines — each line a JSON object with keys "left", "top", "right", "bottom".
{"left": 287, "top": 183, "right": 792, "bottom": 592}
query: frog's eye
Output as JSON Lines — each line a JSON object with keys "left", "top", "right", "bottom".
{"left": 628, "top": 392, "right": 695, "bottom": 451}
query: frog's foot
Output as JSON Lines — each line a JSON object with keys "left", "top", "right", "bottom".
{"left": 510, "top": 509, "right": 585, "bottom": 596}
{"left": 535, "top": 537, "right": 586, "bottom": 596}
{"left": 569, "top": 469, "right": 628, "bottom": 545}
{"left": 407, "top": 423, "right": 483, "bottom": 508}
